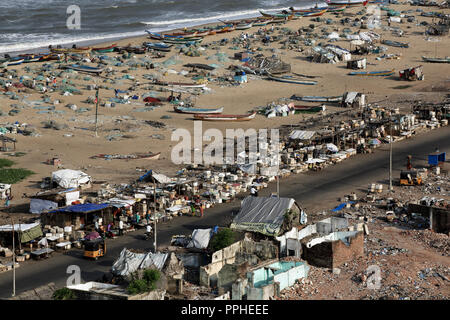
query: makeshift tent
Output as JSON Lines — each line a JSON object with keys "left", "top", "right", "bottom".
{"left": 48, "top": 203, "right": 109, "bottom": 213}
{"left": 326, "top": 143, "right": 339, "bottom": 153}
{"left": 52, "top": 169, "right": 91, "bottom": 188}
{"left": 112, "top": 248, "right": 168, "bottom": 276}
{"left": 138, "top": 170, "right": 171, "bottom": 184}
{"left": 230, "top": 196, "right": 302, "bottom": 236}
{"left": 0, "top": 222, "right": 43, "bottom": 243}
{"left": 186, "top": 228, "right": 212, "bottom": 249}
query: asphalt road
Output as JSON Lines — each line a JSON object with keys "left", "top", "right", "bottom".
{"left": 0, "top": 126, "right": 448, "bottom": 298}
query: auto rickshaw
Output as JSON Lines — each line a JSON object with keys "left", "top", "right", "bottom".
{"left": 399, "top": 170, "right": 423, "bottom": 186}
{"left": 83, "top": 238, "right": 106, "bottom": 260}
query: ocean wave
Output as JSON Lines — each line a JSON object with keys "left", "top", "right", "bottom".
{"left": 0, "top": 31, "right": 146, "bottom": 54}
{"left": 141, "top": 7, "right": 289, "bottom": 26}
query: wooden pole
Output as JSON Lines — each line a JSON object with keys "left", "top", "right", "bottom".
{"left": 95, "top": 86, "right": 99, "bottom": 137}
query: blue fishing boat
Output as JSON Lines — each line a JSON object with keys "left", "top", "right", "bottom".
{"left": 348, "top": 69, "right": 395, "bottom": 76}
{"left": 143, "top": 42, "right": 173, "bottom": 52}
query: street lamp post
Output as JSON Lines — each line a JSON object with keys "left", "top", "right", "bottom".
{"left": 153, "top": 181, "right": 157, "bottom": 253}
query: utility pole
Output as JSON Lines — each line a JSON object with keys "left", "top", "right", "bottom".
{"left": 389, "top": 119, "right": 393, "bottom": 192}
{"left": 8, "top": 213, "right": 15, "bottom": 297}
{"left": 277, "top": 175, "right": 280, "bottom": 198}
{"left": 153, "top": 181, "right": 157, "bottom": 253}
{"left": 94, "top": 85, "right": 99, "bottom": 137}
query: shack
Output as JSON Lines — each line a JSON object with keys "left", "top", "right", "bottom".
{"left": 0, "top": 222, "right": 43, "bottom": 246}
{"left": 230, "top": 196, "right": 306, "bottom": 237}
{"left": 41, "top": 203, "right": 113, "bottom": 229}
{"left": 29, "top": 188, "right": 81, "bottom": 213}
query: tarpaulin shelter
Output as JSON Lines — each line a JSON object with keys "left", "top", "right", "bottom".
{"left": 289, "top": 130, "right": 316, "bottom": 141}
{"left": 42, "top": 203, "right": 112, "bottom": 228}
{"left": 52, "top": 169, "right": 91, "bottom": 189}
{"left": 112, "top": 248, "right": 169, "bottom": 276}
{"left": 0, "top": 222, "right": 43, "bottom": 244}
{"left": 138, "top": 170, "right": 171, "bottom": 184}
{"left": 186, "top": 229, "right": 213, "bottom": 249}
{"left": 230, "top": 196, "right": 303, "bottom": 237}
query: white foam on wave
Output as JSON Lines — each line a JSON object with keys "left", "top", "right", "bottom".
{"left": 0, "top": 30, "right": 146, "bottom": 54}
{"left": 141, "top": 7, "right": 289, "bottom": 26}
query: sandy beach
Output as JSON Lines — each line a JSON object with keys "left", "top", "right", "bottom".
{"left": 0, "top": 2, "right": 449, "bottom": 210}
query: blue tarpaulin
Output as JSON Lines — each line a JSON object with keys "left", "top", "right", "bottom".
{"left": 331, "top": 201, "right": 355, "bottom": 212}
{"left": 49, "top": 203, "right": 109, "bottom": 214}
{"left": 138, "top": 170, "right": 152, "bottom": 182}
{"left": 428, "top": 152, "right": 446, "bottom": 166}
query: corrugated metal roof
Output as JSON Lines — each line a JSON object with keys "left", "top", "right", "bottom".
{"left": 289, "top": 130, "right": 316, "bottom": 140}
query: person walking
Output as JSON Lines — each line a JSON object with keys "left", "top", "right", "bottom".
{"left": 250, "top": 185, "right": 258, "bottom": 197}
{"left": 119, "top": 220, "right": 124, "bottom": 236}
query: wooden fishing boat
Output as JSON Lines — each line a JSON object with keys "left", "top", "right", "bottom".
{"left": 235, "top": 22, "right": 254, "bottom": 30}
{"left": 193, "top": 112, "right": 256, "bottom": 121}
{"left": 267, "top": 74, "right": 318, "bottom": 85}
{"left": 50, "top": 46, "right": 92, "bottom": 54}
{"left": 152, "top": 80, "right": 206, "bottom": 88}
{"left": 293, "top": 105, "right": 325, "bottom": 113}
{"left": 421, "top": 56, "right": 450, "bottom": 63}
{"left": 174, "top": 106, "right": 223, "bottom": 114}
{"left": 161, "top": 37, "right": 203, "bottom": 44}
{"left": 65, "top": 64, "right": 104, "bottom": 74}
{"left": 252, "top": 18, "right": 273, "bottom": 26}
{"left": 144, "top": 42, "right": 173, "bottom": 52}
{"left": 184, "top": 63, "right": 215, "bottom": 71}
{"left": 2, "top": 57, "right": 24, "bottom": 66}
{"left": 143, "top": 97, "right": 163, "bottom": 104}
{"left": 348, "top": 69, "right": 395, "bottom": 76}
{"left": 259, "top": 11, "right": 294, "bottom": 20}
{"left": 289, "top": 5, "right": 328, "bottom": 13}
{"left": 92, "top": 44, "right": 117, "bottom": 53}
{"left": 328, "top": 4, "right": 347, "bottom": 11}
{"left": 327, "top": 0, "right": 368, "bottom": 7}
{"left": 293, "top": 9, "right": 328, "bottom": 17}
{"left": 91, "top": 152, "right": 161, "bottom": 160}
{"left": 290, "top": 95, "right": 343, "bottom": 103}
{"left": 381, "top": 40, "right": 409, "bottom": 48}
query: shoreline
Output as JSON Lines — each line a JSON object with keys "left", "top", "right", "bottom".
{"left": 0, "top": 6, "right": 296, "bottom": 56}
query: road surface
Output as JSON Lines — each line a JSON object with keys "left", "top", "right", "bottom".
{"left": 0, "top": 126, "right": 448, "bottom": 298}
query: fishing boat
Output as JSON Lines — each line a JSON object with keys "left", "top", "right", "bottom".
{"left": 235, "top": 22, "right": 254, "bottom": 30}
{"left": 143, "top": 42, "right": 173, "bottom": 52}
{"left": 259, "top": 11, "right": 294, "bottom": 20}
{"left": 289, "top": 4, "right": 329, "bottom": 13}
{"left": 92, "top": 44, "right": 117, "bottom": 53}
{"left": 91, "top": 152, "right": 161, "bottom": 160}
{"left": 64, "top": 64, "right": 104, "bottom": 74}
{"left": 328, "top": 4, "right": 347, "bottom": 11}
{"left": 293, "top": 105, "right": 325, "bottom": 113}
{"left": 381, "top": 40, "right": 409, "bottom": 48}
{"left": 152, "top": 80, "right": 206, "bottom": 88}
{"left": 1, "top": 57, "right": 24, "bottom": 66}
{"left": 421, "top": 56, "right": 450, "bottom": 63}
{"left": 174, "top": 106, "right": 224, "bottom": 114}
{"left": 252, "top": 18, "right": 273, "bottom": 26}
{"left": 267, "top": 74, "right": 318, "bottom": 85}
{"left": 161, "top": 37, "right": 203, "bottom": 44}
{"left": 327, "top": 0, "right": 368, "bottom": 7}
{"left": 348, "top": 69, "right": 395, "bottom": 76}
{"left": 193, "top": 112, "right": 256, "bottom": 121}
{"left": 294, "top": 8, "right": 328, "bottom": 17}
{"left": 50, "top": 46, "right": 92, "bottom": 54}
{"left": 290, "top": 95, "right": 343, "bottom": 103}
